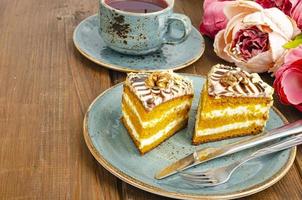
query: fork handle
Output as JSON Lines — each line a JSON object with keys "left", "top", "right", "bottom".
{"left": 235, "top": 134, "right": 302, "bottom": 168}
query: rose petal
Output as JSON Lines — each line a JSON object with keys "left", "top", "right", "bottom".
{"left": 269, "top": 50, "right": 288, "bottom": 74}
{"left": 243, "top": 8, "right": 296, "bottom": 40}
{"left": 199, "top": 0, "right": 234, "bottom": 38}
{"left": 264, "top": 8, "right": 299, "bottom": 39}
{"left": 284, "top": 45, "right": 302, "bottom": 65}
{"left": 268, "top": 32, "right": 288, "bottom": 61}
{"left": 289, "top": 18, "right": 302, "bottom": 37}
{"left": 214, "top": 30, "right": 234, "bottom": 62}
{"left": 224, "top": 13, "right": 246, "bottom": 44}
{"left": 295, "top": 103, "right": 302, "bottom": 112}
{"left": 257, "top": 0, "right": 294, "bottom": 16}
{"left": 256, "top": 0, "right": 277, "bottom": 8}
{"left": 275, "top": 79, "right": 291, "bottom": 105}
{"left": 231, "top": 20, "right": 244, "bottom": 40}
{"left": 245, "top": 51, "right": 273, "bottom": 71}
{"left": 224, "top": 0, "right": 263, "bottom": 20}
{"left": 275, "top": 63, "right": 289, "bottom": 79}
{"left": 279, "top": 85, "right": 291, "bottom": 104}
{"left": 273, "top": 66, "right": 291, "bottom": 105}
{"left": 281, "top": 68, "right": 302, "bottom": 104}
{"left": 290, "top": 0, "right": 302, "bottom": 29}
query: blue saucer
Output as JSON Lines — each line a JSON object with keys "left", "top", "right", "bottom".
{"left": 73, "top": 15, "right": 205, "bottom": 72}
{"left": 83, "top": 74, "right": 296, "bottom": 199}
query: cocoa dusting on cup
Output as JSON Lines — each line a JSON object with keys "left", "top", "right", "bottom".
{"left": 109, "top": 15, "right": 130, "bottom": 39}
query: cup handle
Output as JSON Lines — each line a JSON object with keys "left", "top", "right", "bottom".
{"left": 163, "top": 13, "right": 192, "bottom": 44}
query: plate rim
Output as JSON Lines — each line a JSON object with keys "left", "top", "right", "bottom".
{"left": 83, "top": 74, "right": 296, "bottom": 199}
{"left": 73, "top": 14, "right": 205, "bottom": 73}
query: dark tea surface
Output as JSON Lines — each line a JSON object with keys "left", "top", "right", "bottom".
{"left": 106, "top": 0, "right": 168, "bottom": 13}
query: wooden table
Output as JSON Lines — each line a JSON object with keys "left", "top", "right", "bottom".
{"left": 0, "top": 0, "right": 301, "bottom": 199}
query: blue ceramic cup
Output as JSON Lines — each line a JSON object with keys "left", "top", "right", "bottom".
{"left": 99, "top": 0, "right": 192, "bottom": 55}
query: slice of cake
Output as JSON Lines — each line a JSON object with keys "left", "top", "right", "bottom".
{"left": 122, "top": 71, "right": 194, "bottom": 154}
{"left": 193, "top": 64, "right": 274, "bottom": 144}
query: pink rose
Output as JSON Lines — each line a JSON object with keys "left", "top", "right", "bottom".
{"left": 200, "top": 0, "right": 302, "bottom": 39}
{"left": 274, "top": 45, "right": 302, "bottom": 111}
{"left": 199, "top": 0, "right": 233, "bottom": 38}
{"left": 256, "top": 0, "right": 302, "bottom": 29}
{"left": 255, "top": 0, "right": 292, "bottom": 15}
{"left": 291, "top": 1, "right": 302, "bottom": 29}
{"left": 214, "top": 1, "right": 300, "bottom": 73}
{"left": 232, "top": 26, "right": 269, "bottom": 61}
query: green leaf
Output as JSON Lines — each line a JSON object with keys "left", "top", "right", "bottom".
{"left": 295, "top": 33, "right": 302, "bottom": 40}
{"left": 283, "top": 38, "right": 302, "bottom": 49}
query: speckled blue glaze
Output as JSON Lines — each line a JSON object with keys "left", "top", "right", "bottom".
{"left": 73, "top": 15, "right": 205, "bottom": 72}
{"left": 85, "top": 75, "right": 294, "bottom": 198}
{"left": 98, "top": 0, "right": 191, "bottom": 55}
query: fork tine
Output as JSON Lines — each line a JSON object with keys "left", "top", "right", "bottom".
{"left": 179, "top": 173, "right": 211, "bottom": 181}
{"left": 182, "top": 177, "right": 218, "bottom": 185}
{"left": 179, "top": 171, "right": 209, "bottom": 178}
{"left": 183, "top": 178, "right": 217, "bottom": 184}
{"left": 178, "top": 170, "right": 208, "bottom": 176}
{"left": 180, "top": 174, "right": 217, "bottom": 183}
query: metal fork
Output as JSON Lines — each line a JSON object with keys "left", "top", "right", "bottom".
{"left": 179, "top": 134, "right": 302, "bottom": 187}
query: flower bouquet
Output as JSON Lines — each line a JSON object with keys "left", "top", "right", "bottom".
{"left": 200, "top": 0, "right": 302, "bottom": 111}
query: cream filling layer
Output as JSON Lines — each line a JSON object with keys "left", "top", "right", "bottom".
{"left": 201, "top": 105, "right": 269, "bottom": 119}
{"left": 123, "top": 111, "right": 186, "bottom": 148}
{"left": 196, "top": 119, "right": 265, "bottom": 136}
{"left": 122, "top": 93, "right": 191, "bottom": 128}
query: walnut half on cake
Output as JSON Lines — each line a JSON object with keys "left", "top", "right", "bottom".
{"left": 193, "top": 64, "right": 274, "bottom": 145}
{"left": 122, "top": 71, "right": 194, "bottom": 154}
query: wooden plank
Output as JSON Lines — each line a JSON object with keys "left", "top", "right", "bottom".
{"left": 296, "top": 147, "right": 302, "bottom": 179}
{"left": 120, "top": 184, "right": 171, "bottom": 200}
{"left": 0, "top": 0, "right": 120, "bottom": 199}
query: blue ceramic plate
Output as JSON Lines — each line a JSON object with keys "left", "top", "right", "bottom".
{"left": 73, "top": 15, "right": 205, "bottom": 72}
{"left": 83, "top": 75, "right": 296, "bottom": 199}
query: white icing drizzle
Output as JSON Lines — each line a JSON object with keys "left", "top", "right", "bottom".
{"left": 208, "top": 64, "right": 274, "bottom": 98}
{"left": 125, "top": 71, "right": 193, "bottom": 111}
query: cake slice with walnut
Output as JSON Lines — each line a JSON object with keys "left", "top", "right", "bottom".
{"left": 122, "top": 71, "right": 194, "bottom": 154}
{"left": 193, "top": 64, "right": 274, "bottom": 145}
